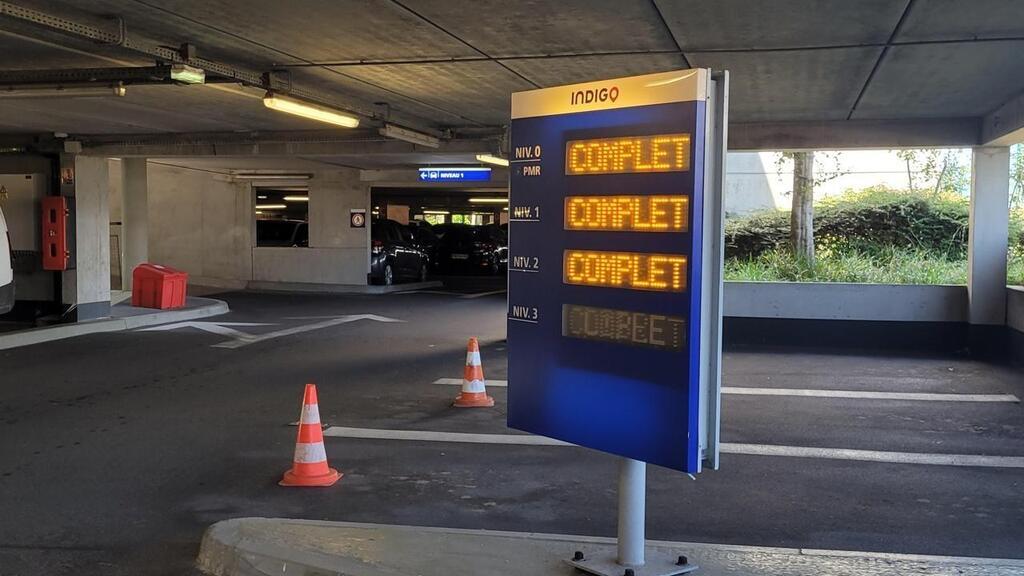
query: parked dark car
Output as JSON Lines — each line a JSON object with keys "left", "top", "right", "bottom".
{"left": 434, "top": 223, "right": 507, "bottom": 274}
{"left": 406, "top": 222, "right": 441, "bottom": 268}
{"left": 256, "top": 219, "right": 308, "bottom": 247}
{"left": 370, "top": 219, "right": 430, "bottom": 285}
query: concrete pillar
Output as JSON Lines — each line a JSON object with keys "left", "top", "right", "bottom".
{"left": 61, "top": 155, "right": 111, "bottom": 320}
{"left": 968, "top": 147, "right": 1010, "bottom": 326}
{"left": 121, "top": 158, "right": 148, "bottom": 290}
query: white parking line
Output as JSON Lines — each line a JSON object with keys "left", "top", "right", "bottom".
{"left": 431, "top": 379, "right": 1018, "bottom": 402}
{"left": 460, "top": 289, "right": 507, "bottom": 299}
{"left": 434, "top": 378, "right": 508, "bottom": 387}
{"left": 322, "top": 426, "right": 1024, "bottom": 469}
{"left": 211, "top": 314, "right": 402, "bottom": 349}
{"left": 723, "top": 387, "right": 1019, "bottom": 403}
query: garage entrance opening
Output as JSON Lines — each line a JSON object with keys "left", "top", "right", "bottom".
{"left": 370, "top": 187, "right": 509, "bottom": 285}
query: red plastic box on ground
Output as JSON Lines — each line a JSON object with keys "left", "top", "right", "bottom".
{"left": 132, "top": 263, "right": 188, "bottom": 310}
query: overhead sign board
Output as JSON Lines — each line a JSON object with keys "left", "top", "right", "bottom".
{"left": 417, "top": 167, "right": 491, "bottom": 182}
{"left": 507, "top": 69, "right": 724, "bottom": 474}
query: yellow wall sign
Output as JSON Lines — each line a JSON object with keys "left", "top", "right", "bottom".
{"left": 565, "top": 134, "right": 690, "bottom": 175}
{"left": 563, "top": 250, "right": 687, "bottom": 292}
{"left": 565, "top": 195, "right": 688, "bottom": 232}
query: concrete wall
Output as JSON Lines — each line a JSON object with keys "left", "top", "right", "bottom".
{"left": 725, "top": 282, "right": 967, "bottom": 322}
{"left": 148, "top": 163, "right": 253, "bottom": 287}
{"left": 147, "top": 164, "right": 370, "bottom": 288}
{"left": 252, "top": 167, "right": 369, "bottom": 286}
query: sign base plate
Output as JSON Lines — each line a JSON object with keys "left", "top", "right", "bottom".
{"left": 566, "top": 550, "right": 699, "bottom": 576}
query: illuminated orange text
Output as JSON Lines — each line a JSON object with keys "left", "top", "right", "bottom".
{"left": 565, "top": 134, "right": 690, "bottom": 175}
{"left": 565, "top": 195, "right": 688, "bottom": 232}
{"left": 563, "top": 250, "right": 687, "bottom": 292}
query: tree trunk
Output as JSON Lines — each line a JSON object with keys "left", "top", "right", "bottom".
{"left": 790, "top": 151, "right": 815, "bottom": 263}
{"left": 933, "top": 156, "right": 948, "bottom": 195}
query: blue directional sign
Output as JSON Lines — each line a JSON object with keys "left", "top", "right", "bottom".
{"left": 418, "top": 167, "right": 491, "bottom": 182}
{"left": 507, "top": 69, "right": 721, "bottom": 473}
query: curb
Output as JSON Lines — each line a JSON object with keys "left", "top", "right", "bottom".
{"left": 0, "top": 297, "right": 229, "bottom": 351}
{"left": 196, "top": 518, "right": 1024, "bottom": 576}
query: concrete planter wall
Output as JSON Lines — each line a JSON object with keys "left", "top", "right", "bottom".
{"left": 1008, "top": 286, "right": 1024, "bottom": 366}
{"left": 724, "top": 281, "right": 967, "bottom": 322}
{"left": 1007, "top": 286, "right": 1024, "bottom": 333}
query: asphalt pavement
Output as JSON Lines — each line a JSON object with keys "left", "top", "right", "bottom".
{"left": 0, "top": 276, "right": 1022, "bottom": 576}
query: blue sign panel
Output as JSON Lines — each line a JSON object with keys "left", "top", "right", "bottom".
{"left": 418, "top": 167, "right": 491, "bottom": 182}
{"left": 507, "top": 70, "right": 711, "bottom": 473}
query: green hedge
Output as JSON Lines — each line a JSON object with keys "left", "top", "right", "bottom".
{"left": 725, "top": 186, "right": 1024, "bottom": 261}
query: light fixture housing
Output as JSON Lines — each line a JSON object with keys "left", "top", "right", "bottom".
{"left": 170, "top": 64, "right": 206, "bottom": 85}
{"left": 263, "top": 92, "right": 359, "bottom": 128}
{"left": 379, "top": 123, "right": 441, "bottom": 148}
{"left": 469, "top": 197, "right": 509, "bottom": 204}
{"left": 0, "top": 83, "right": 126, "bottom": 99}
{"left": 475, "top": 153, "right": 509, "bottom": 167}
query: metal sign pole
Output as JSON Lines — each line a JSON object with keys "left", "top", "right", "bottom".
{"left": 618, "top": 458, "right": 646, "bottom": 568}
{"left": 569, "top": 457, "right": 696, "bottom": 576}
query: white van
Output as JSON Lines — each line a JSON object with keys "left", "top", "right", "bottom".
{"left": 0, "top": 206, "right": 13, "bottom": 315}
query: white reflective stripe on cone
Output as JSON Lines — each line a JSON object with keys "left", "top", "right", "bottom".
{"left": 466, "top": 351, "right": 482, "bottom": 366}
{"left": 293, "top": 442, "right": 328, "bottom": 463}
{"left": 462, "top": 379, "right": 486, "bottom": 393}
{"left": 300, "top": 403, "right": 321, "bottom": 425}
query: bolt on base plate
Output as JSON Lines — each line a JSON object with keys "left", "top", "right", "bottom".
{"left": 567, "top": 550, "right": 699, "bottom": 576}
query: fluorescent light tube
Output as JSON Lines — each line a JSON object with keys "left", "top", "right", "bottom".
{"left": 283, "top": 196, "right": 309, "bottom": 202}
{"left": 469, "top": 198, "right": 508, "bottom": 203}
{"left": 255, "top": 204, "right": 287, "bottom": 210}
{"left": 379, "top": 123, "right": 441, "bottom": 148}
{"left": 263, "top": 92, "right": 359, "bottom": 128}
{"left": 0, "top": 83, "right": 126, "bottom": 99}
{"left": 170, "top": 64, "right": 205, "bottom": 84}
{"left": 475, "top": 154, "right": 509, "bottom": 167}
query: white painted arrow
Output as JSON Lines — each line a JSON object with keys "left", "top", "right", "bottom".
{"left": 139, "top": 321, "right": 273, "bottom": 340}
{"left": 211, "top": 314, "right": 403, "bottom": 349}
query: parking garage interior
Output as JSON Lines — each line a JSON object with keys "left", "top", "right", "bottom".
{"left": 1, "top": 1, "right": 1024, "bottom": 575}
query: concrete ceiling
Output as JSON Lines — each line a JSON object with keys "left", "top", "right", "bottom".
{"left": 0, "top": 0, "right": 1023, "bottom": 150}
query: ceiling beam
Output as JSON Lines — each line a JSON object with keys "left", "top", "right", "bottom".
{"left": 729, "top": 118, "right": 981, "bottom": 151}
{"left": 0, "top": 65, "right": 238, "bottom": 87}
{"left": 78, "top": 133, "right": 500, "bottom": 158}
{"left": 0, "top": 1, "right": 451, "bottom": 133}
{"left": 982, "top": 90, "right": 1024, "bottom": 146}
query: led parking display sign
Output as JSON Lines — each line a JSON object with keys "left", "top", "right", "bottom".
{"left": 562, "top": 304, "right": 686, "bottom": 352}
{"left": 565, "top": 195, "right": 688, "bottom": 232}
{"left": 565, "top": 133, "right": 690, "bottom": 175}
{"left": 564, "top": 250, "right": 687, "bottom": 292}
{"left": 508, "top": 69, "right": 713, "bottom": 473}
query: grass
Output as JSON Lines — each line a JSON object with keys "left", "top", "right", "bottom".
{"left": 725, "top": 247, "right": 1024, "bottom": 286}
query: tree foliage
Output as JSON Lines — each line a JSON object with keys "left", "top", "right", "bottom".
{"left": 725, "top": 186, "right": 1023, "bottom": 261}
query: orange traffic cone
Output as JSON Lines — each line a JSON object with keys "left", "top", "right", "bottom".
{"left": 453, "top": 337, "right": 495, "bottom": 408}
{"left": 280, "top": 383, "right": 342, "bottom": 487}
